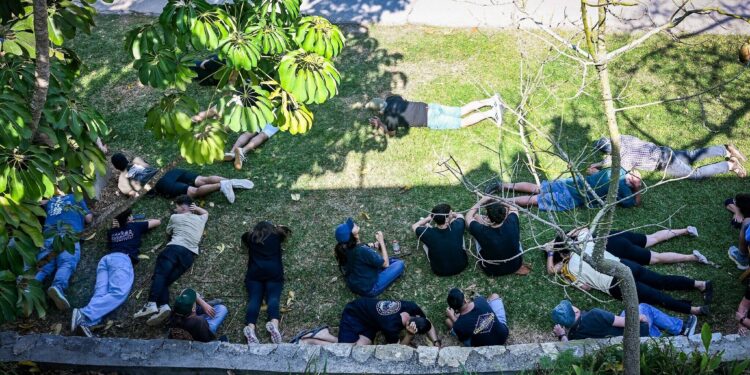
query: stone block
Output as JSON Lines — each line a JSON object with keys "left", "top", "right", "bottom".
{"left": 374, "top": 344, "right": 414, "bottom": 362}
{"left": 437, "top": 346, "right": 471, "bottom": 368}
{"left": 351, "top": 345, "right": 375, "bottom": 363}
{"left": 416, "top": 346, "right": 438, "bottom": 366}
{"left": 472, "top": 345, "right": 507, "bottom": 360}
{"left": 540, "top": 342, "right": 559, "bottom": 360}
{"left": 295, "top": 344, "right": 322, "bottom": 362}
{"left": 322, "top": 344, "right": 352, "bottom": 358}
{"left": 247, "top": 343, "right": 277, "bottom": 356}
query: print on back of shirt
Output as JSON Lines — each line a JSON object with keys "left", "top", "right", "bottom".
{"left": 473, "top": 312, "right": 496, "bottom": 335}
{"left": 377, "top": 301, "right": 402, "bottom": 316}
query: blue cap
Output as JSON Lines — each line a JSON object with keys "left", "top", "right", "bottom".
{"left": 594, "top": 137, "right": 612, "bottom": 154}
{"left": 334, "top": 218, "right": 355, "bottom": 243}
{"left": 551, "top": 300, "right": 576, "bottom": 327}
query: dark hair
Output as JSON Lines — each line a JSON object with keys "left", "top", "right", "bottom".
{"left": 334, "top": 236, "right": 358, "bottom": 273}
{"left": 551, "top": 234, "right": 570, "bottom": 264}
{"left": 409, "top": 316, "right": 432, "bottom": 335}
{"left": 593, "top": 137, "right": 612, "bottom": 154}
{"left": 736, "top": 193, "right": 750, "bottom": 217}
{"left": 111, "top": 153, "right": 130, "bottom": 171}
{"left": 115, "top": 208, "right": 132, "bottom": 228}
{"left": 431, "top": 204, "right": 451, "bottom": 226}
{"left": 447, "top": 288, "right": 465, "bottom": 311}
{"left": 486, "top": 201, "right": 507, "bottom": 224}
{"left": 173, "top": 195, "right": 193, "bottom": 207}
{"left": 242, "top": 221, "right": 290, "bottom": 250}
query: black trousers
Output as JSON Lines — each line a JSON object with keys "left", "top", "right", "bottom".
{"left": 609, "top": 259, "right": 695, "bottom": 314}
{"left": 148, "top": 245, "right": 195, "bottom": 306}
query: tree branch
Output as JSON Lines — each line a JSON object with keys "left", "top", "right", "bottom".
{"left": 30, "top": 0, "right": 50, "bottom": 138}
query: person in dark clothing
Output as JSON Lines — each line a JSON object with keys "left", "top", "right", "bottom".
{"left": 70, "top": 209, "right": 161, "bottom": 337}
{"left": 169, "top": 288, "right": 228, "bottom": 343}
{"left": 190, "top": 55, "right": 222, "bottom": 86}
{"left": 337, "top": 298, "right": 440, "bottom": 346}
{"left": 725, "top": 193, "right": 750, "bottom": 229}
{"left": 241, "top": 221, "right": 291, "bottom": 345}
{"left": 466, "top": 196, "right": 527, "bottom": 276}
{"left": 551, "top": 299, "right": 697, "bottom": 341}
{"left": 411, "top": 203, "right": 468, "bottom": 276}
{"left": 365, "top": 94, "right": 502, "bottom": 136}
{"left": 735, "top": 286, "right": 750, "bottom": 335}
{"left": 334, "top": 218, "right": 405, "bottom": 297}
{"left": 445, "top": 288, "right": 509, "bottom": 347}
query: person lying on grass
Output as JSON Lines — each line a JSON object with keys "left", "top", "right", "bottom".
{"left": 465, "top": 196, "right": 529, "bottom": 276}
{"left": 411, "top": 203, "right": 468, "bottom": 277}
{"left": 735, "top": 285, "right": 750, "bottom": 336}
{"left": 334, "top": 218, "right": 405, "bottom": 297}
{"left": 444, "top": 288, "right": 509, "bottom": 347}
{"left": 70, "top": 208, "right": 161, "bottom": 337}
{"left": 550, "top": 299, "right": 698, "bottom": 342}
{"left": 133, "top": 195, "right": 209, "bottom": 326}
{"left": 590, "top": 135, "right": 747, "bottom": 179}
{"left": 111, "top": 152, "right": 253, "bottom": 203}
{"left": 290, "top": 298, "right": 440, "bottom": 347}
{"left": 241, "top": 221, "right": 291, "bottom": 345}
{"left": 727, "top": 194, "right": 750, "bottom": 270}
{"left": 485, "top": 167, "right": 641, "bottom": 212}
{"left": 725, "top": 193, "right": 750, "bottom": 229}
{"left": 365, "top": 93, "right": 503, "bottom": 136}
{"left": 564, "top": 226, "right": 710, "bottom": 266}
{"left": 545, "top": 236, "right": 712, "bottom": 316}
{"left": 169, "top": 288, "right": 228, "bottom": 343}
{"left": 36, "top": 189, "right": 94, "bottom": 311}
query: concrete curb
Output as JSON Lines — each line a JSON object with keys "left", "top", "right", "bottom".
{"left": 2, "top": 331, "right": 750, "bottom": 374}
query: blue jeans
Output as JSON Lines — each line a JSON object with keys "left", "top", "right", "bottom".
{"left": 427, "top": 104, "right": 462, "bottom": 130}
{"left": 198, "top": 304, "right": 229, "bottom": 334}
{"left": 664, "top": 145, "right": 728, "bottom": 179}
{"left": 35, "top": 238, "right": 81, "bottom": 292}
{"left": 245, "top": 280, "right": 283, "bottom": 325}
{"left": 81, "top": 253, "right": 134, "bottom": 326}
{"left": 365, "top": 259, "right": 405, "bottom": 297}
{"left": 620, "top": 303, "right": 683, "bottom": 337}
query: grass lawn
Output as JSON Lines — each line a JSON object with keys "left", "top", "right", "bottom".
{"left": 16, "top": 15, "right": 750, "bottom": 345}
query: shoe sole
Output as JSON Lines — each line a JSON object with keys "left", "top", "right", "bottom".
{"left": 71, "top": 309, "right": 80, "bottom": 332}
{"left": 233, "top": 148, "right": 243, "bottom": 170}
{"left": 133, "top": 308, "right": 158, "bottom": 319}
{"left": 266, "top": 323, "right": 283, "bottom": 344}
{"left": 729, "top": 145, "right": 747, "bottom": 162}
{"left": 47, "top": 288, "right": 70, "bottom": 311}
{"left": 728, "top": 248, "right": 750, "bottom": 270}
{"left": 146, "top": 309, "right": 171, "bottom": 326}
{"left": 243, "top": 326, "right": 260, "bottom": 345}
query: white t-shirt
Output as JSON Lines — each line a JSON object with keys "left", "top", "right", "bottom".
{"left": 166, "top": 213, "right": 208, "bottom": 255}
{"left": 566, "top": 252, "right": 615, "bottom": 294}
{"left": 577, "top": 229, "right": 620, "bottom": 262}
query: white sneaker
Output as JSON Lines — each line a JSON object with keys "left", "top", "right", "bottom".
{"left": 47, "top": 286, "right": 70, "bottom": 311}
{"left": 491, "top": 94, "right": 504, "bottom": 126}
{"left": 687, "top": 226, "right": 699, "bottom": 237}
{"left": 220, "top": 180, "right": 236, "bottom": 204}
{"left": 71, "top": 308, "right": 83, "bottom": 332}
{"left": 147, "top": 304, "right": 171, "bottom": 326}
{"left": 223, "top": 152, "right": 235, "bottom": 161}
{"left": 230, "top": 179, "right": 254, "bottom": 190}
{"left": 133, "top": 302, "right": 158, "bottom": 319}
{"left": 693, "top": 250, "right": 709, "bottom": 265}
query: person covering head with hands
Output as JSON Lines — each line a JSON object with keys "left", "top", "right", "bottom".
{"left": 444, "top": 288, "right": 509, "bottom": 347}
{"left": 134, "top": 195, "right": 210, "bottom": 326}
{"left": 466, "top": 195, "right": 527, "bottom": 276}
{"left": 337, "top": 298, "right": 439, "bottom": 346}
{"left": 169, "top": 288, "right": 229, "bottom": 343}
{"left": 411, "top": 203, "right": 468, "bottom": 276}
{"left": 334, "top": 218, "right": 404, "bottom": 297}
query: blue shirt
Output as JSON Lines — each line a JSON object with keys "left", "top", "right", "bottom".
{"left": 565, "top": 168, "right": 635, "bottom": 208}
{"left": 344, "top": 245, "right": 384, "bottom": 296}
{"left": 44, "top": 194, "right": 90, "bottom": 234}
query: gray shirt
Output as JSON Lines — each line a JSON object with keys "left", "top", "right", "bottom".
{"left": 601, "top": 135, "right": 667, "bottom": 171}
{"left": 166, "top": 213, "right": 208, "bottom": 255}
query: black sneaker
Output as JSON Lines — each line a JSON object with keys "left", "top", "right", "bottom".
{"left": 681, "top": 315, "right": 698, "bottom": 336}
{"left": 703, "top": 281, "right": 714, "bottom": 305}
{"left": 699, "top": 305, "right": 710, "bottom": 316}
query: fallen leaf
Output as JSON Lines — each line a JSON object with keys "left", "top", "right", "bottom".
{"left": 216, "top": 244, "right": 226, "bottom": 254}
{"left": 359, "top": 211, "right": 370, "bottom": 220}
{"left": 290, "top": 193, "right": 301, "bottom": 201}
{"left": 330, "top": 276, "right": 338, "bottom": 283}
{"left": 84, "top": 232, "right": 97, "bottom": 241}
{"left": 51, "top": 323, "right": 61, "bottom": 335}
{"left": 209, "top": 202, "right": 215, "bottom": 208}
{"left": 135, "top": 289, "right": 143, "bottom": 299}
{"left": 137, "top": 254, "right": 150, "bottom": 260}
{"left": 104, "top": 320, "right": 114, "bottom": 331}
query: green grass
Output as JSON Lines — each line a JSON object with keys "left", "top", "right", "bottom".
{"left": 27, "top": 15, "right": 750, "bottom": 345}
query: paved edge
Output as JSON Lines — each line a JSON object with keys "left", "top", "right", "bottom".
{"left": 1, "top": 331, "right": 749, "bottom": 374}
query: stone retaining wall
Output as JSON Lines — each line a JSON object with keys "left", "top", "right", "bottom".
{"left": 1, "top": 331, "right": 749, "bottom": 374}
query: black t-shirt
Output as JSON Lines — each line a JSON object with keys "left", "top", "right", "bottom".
{"left": 108, "top": 221, "right": 150, "bottom": 264}
{"left": 568, "top": 308, "right": 649, "bottom": 340}
{"left": 242, "top": 232, "right": 284, "bottom": 283}
{"left": 382, "top": 95, "right": 428, "bottom": 131}
{"left": 468, "top": 213, "right": 522, "bottom": 276}
{"left": 344, "top": 245, "right": 384, "bottom": 296}
{"left": 343, "top": 299, "right": 425, "bottom": 343}
{"left": 171, "top": 313, "right": 215, "bottom": 342}
{"left": 415, "top": 218, "right": 468, "bottom": 276}
{"left": 451, "top": 297, "right": 509, "bottom": 346}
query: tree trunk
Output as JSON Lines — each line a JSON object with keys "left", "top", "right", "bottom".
{"left": 30, "top": 0, "right": 50, "bottom": 137}
{"left": 582, "top": 1, "right": 641, "bottom": 373}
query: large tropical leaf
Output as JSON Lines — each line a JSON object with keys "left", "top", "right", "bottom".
{"left": 278, "top": 49, "right": 340, "bottom": 104}
{"left": 275, "top": 91, "right": 313, "bottom": 135}
{"left": 190, "top": 7, "right": 232, "bottom": 50}
{"left": 133, "top": 49, "right": 197, "bottom": 90}
{"left": 294, "top": 16, "right": 344, "bottom": 59}
{"left": 1, "top": 147, "right": 56, "bottom": 203}
{"left": 124, "top": 23, "right": 165, "bottom": 60}
{"left": 255, "top": 0, "right": 301, "bottom": 24}
{"left": 218, "top": 32, "right": 261, "bottom": 71}
{"left": 145, "top": 93, "right": 199, "bottom": 139}
{"left": 246, "top": 22, "right": 289, "bottom": 55}
{"left": 0, "top": 88, "right": 32, "bottom": 147}
{"left": 179, "top": 120, "right": 226, "bottom": 165}
{"left": 0, "top": 16, "right": 35, "bottom": 57}
{"left": 220, "top": 84, "right": 275, "bottom": 133}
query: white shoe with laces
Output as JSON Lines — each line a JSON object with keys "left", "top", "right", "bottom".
{"left": 693, "top": 250, "right": 709, "bottom": 265}
{"left": 687, "top": 226, "right": 699, "bottom": 237}
{"left": 133, "top": 302, "right": 158, "bottom": 319}
{"left": 146, "top": 304, "right": 171, "bottom": 326}
{"left": 220, "top": 180, "right": 236, "bottom": 203}
{"left": 230, "top": 179, "right": 254, "bottom": 190}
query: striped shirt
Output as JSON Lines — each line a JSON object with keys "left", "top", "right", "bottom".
{"left": 601, "top": 135, "right": 666, "bottom": 171}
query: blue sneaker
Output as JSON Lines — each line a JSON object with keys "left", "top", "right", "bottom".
{"left": 728, "top": 246, "right": 750, "bottom": 270}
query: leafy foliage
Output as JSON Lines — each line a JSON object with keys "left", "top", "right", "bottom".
{"left": 125, "top": 0, "right": 345, "bottom": 164}
{"left": 0, "top": 0, "right": 111, "bottom": 322}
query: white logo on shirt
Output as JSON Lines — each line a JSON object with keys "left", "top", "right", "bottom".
{"left": 376, "top": 301, "right": 401, "bottom": 316}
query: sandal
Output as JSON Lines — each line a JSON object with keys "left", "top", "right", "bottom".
{"left": 514, "top": 263, "right": 532, "bottom": 276}
{"left": 243, "top": 325, "right": 260, "bottom": 345}
{"left": 266, "top": 322, "right": 283, "bottom": 344}
{"left": 289, "top": 325, "right": 329, "bottom": 344}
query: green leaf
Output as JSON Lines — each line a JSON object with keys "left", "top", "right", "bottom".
{"left": 700, "top": 323, "right": 711, "bottom": 352}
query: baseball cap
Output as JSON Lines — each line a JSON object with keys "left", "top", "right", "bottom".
{"left": 551, "top": 299, "right": 576, "bottom": 327}
{"left": 334, "top": 218, "right": 355, "bottom": 244}
{"left": 174, "top": 288, "right": 197, "bottom": 316}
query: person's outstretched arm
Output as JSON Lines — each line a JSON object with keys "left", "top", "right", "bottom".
{"left": 411, "top": 216, "right": 432, "bottom": 233}
{"left": 375, "top": 231, "right": 389, "bottom": 268}
{"left": 146, "top": 219, "right": 161, "bottom": 229}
